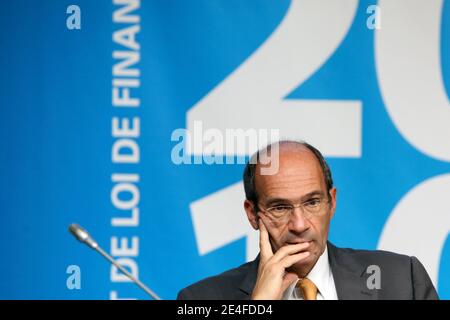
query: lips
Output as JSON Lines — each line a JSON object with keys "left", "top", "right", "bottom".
{"left": 286, "top": 240, "right": 312, "bottom": 245}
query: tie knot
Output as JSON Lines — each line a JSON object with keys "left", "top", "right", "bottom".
{"left": 296, "top": 278, "right": 318, "bottom": 300}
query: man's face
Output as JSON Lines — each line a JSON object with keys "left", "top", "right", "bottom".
{"left": 245, "top": 147, "right": 336, "bottom": 273}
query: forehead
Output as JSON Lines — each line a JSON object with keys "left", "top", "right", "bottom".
{"left": 255, "top": 147, "right": 326, "bottom": 201}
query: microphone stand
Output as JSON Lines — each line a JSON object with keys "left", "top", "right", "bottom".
{"left": 69, "top": 223, "right": 161, "bottom": 300}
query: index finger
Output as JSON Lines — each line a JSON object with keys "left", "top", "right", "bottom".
{"left": 258, "top": 217, "right": 273, "bottom": 260}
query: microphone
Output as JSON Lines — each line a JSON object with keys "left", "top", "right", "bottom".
{"left": 69, "top": 223, "right": 161, "bottom": 300}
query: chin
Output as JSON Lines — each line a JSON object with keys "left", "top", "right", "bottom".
{"left": 302, "top": 247, "right": 321, "bottom": 264}
{"left": 294, "top": 255, "right": 311, "bottom": 266}
{"left": 289, "top": 257, "right": 312, "bottom": 275}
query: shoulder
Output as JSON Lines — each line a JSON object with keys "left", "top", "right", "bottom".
{"left": 332, "top": 244, "right": 413, "bottom": 267}
{"left": 329, "top": 243, "right": 438, "bottom": 299}
{"left": 330, "top": 243, "right": 417, "bottom": 276}
{"left": 177, "top": 259, "right": 257, "bottom": 300}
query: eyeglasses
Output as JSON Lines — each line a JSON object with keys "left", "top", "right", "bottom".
{"left": 257, "top": 196, "right": 330, "bottom": 223}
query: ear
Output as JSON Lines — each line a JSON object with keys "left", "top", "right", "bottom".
{"left": 244, "top": 199, "right": 259, "bottom": 230}
{"left": 329, "top": 187, "right": 337, "bottom": 219}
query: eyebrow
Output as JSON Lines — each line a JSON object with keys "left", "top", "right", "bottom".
{"left": 264, "top": 191, "right": 325, "bottom": 206}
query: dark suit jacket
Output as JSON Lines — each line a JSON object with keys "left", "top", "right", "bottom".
{"left": 177, "top": 242, "right": 438, "bottom": 300}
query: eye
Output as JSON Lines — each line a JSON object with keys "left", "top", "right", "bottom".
{"left": 305, "top": 198, "right": 321, "bottom": 207}
{"left": 269, "top": 205, "right": 291, "bottom": 215}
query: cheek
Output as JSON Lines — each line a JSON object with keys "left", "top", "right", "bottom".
{"left": 263, "top": 219, "right": 289, "bottom": 248}
{"left": 310, "top": 216, "right": 331, "bottom": 243}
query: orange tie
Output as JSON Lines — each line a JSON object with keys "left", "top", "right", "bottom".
{"left": 297, "top": 278, "right": 318, "bottom": 300}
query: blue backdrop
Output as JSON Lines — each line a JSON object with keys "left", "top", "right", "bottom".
{"left": 0, "top": 0, "right": 449, "bottom": 299}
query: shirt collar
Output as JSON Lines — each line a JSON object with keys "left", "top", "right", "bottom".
{"left": 283, "top": 246, "right": 335, "bottom": 300}
{"left": 306, "top": 245, "right": 334, "bottom": 299}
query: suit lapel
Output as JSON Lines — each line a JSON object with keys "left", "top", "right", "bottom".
{"left": 327, "top": 242, "right": 378, "bottom": 300}
{"left": 238, "top": 255, "right": 260, "bottom": 298}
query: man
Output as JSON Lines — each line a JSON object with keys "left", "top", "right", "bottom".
{"left": 178, "top": 141, "right": 438, "bottom": 300}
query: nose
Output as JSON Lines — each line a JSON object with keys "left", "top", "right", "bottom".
{"left": 288, "top": 206, "right": 310, "bottom": 234}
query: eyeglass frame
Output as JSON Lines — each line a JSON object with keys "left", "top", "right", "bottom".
{"left": 254, "top": 192, "right": 332, "bottom": 222}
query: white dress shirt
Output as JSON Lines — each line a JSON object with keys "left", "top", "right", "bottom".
{"left": 282, "top": 246, "right": 338, "bottom": 300}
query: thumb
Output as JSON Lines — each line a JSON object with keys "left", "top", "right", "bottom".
{"left": 281, "top": 272, "right": 298, "bottom": 293}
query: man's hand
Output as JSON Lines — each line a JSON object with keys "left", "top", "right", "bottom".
{"left": 251, "top": 219, "right": 310, "bottom": 300}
